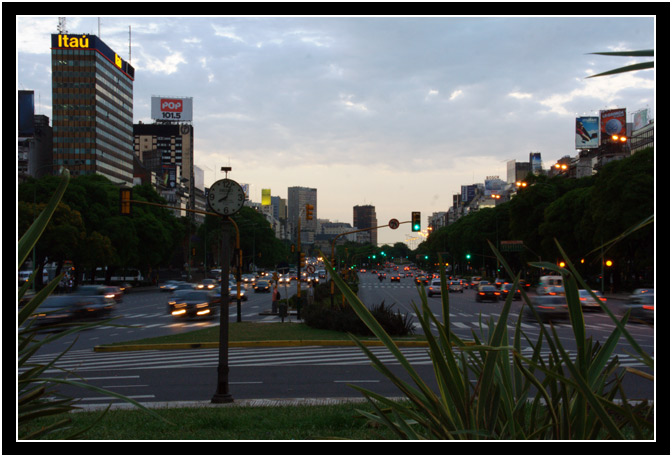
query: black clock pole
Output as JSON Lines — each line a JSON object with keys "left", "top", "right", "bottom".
{"left": 212, "top": 217, "right": 233, "bottom": 403}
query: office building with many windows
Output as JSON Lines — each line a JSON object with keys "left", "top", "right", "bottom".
{"left": 51, "top": 34, "right": 135, "bottom": 185}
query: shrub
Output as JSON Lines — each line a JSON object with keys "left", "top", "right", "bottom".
{"left": 303, "top": 300, "right": 414, "bottom": 337}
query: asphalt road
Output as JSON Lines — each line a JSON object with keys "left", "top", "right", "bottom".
{"left": 23, "top": 274, "right": 655, "bottom": 409}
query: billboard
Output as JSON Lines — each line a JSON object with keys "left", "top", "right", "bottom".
{"left": 600, "top": 108, "right": 626, "bottom": 144}
{"left": 151, "top": 97, "right": 193, "bottom": 122}
{"left": 261, "top": 189, "right": 271, "bottom": 206}
{"left": 575, "top": 117, "right": 599, "bottom": 149}
{"left": 633, "top": 109, "right": 648, "bottom": 131}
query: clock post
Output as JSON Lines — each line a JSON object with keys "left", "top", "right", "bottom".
{"left": 210, "top": 168, "right": 244, "bottom": 404}
{"left": 211, "top": 217, "right": 234, "bottom": 404}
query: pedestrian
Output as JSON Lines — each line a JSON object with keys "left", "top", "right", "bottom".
{"left": 271, "top": 283, "right": 280, "bottom": 314}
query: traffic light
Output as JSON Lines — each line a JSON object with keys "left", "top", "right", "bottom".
{"left": 466, "top": 253, "right": 471, "bottom": 260}
{"left": 299, "top": 252, "right": 306, "bottom": 268}
{"left": 120, "top": 188, "right": 132, "bottom": 215}
{"left": 411, "top": 212, "right": 421, "bottom": 232}
{"left": 305, "top": 204, "right": 314, "bottom": 220}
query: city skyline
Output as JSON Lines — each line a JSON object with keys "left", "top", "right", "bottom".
{"left": 17, "top": 16, "right": 656, "bottom": 246}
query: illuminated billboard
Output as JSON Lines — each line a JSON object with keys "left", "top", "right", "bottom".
{"left": 151, "top": 97, "right": 193, "bottom": 122}
{"left": 575, "top": 116, "right": 599, "bottom": 149}
{"left": 261, "top": 189, "right": 271, "bottom": 206}
{"left": 600, "top": 109, "right": 626, "bottom": 144}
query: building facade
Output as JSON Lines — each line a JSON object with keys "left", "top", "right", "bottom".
{"left": 353, "top": 205, "right": 377, "bottom": 246}
{"left": 51, "top": 34, "right": 135, "bottom": 185}
{"left": 288, "top": 186, "right": 317, "bottom": 243}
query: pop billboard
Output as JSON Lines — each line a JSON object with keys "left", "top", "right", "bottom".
{"left": 151, "top": 97, "right": 193, "bottom": 122}
{"left": 575, "top": 116, "right": 599, "bottom": 149}
{"left": 600, "top": 108, "right": 626, "bottom": 144}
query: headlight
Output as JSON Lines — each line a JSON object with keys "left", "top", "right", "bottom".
{"left": 172, "top": 309, "right": 187, "bottom": 316}
{"left": 196, "top": 309, "right": 211, "bottom": 315}
{"left": 196, "top": 302, "right": 209, "bottom": 308}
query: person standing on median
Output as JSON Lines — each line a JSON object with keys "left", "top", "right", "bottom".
{"left": 272, "top": 282, "right": 280, "bottom": 314}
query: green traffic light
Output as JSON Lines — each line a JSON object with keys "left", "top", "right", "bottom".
{"left": 466, "top": 254, "right": 471, "bottom": 259}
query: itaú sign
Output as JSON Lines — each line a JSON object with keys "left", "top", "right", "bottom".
{"left": 56, "top": 34, "right": 90, "bottom": 49}
{"left": 51, "top": 34, "right": 135, "bottom": 80}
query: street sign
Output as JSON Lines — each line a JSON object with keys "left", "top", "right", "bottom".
{"left": 500, "top": 240, "right": 524, "bottom": 252}
{"left": 388, "top": 218, "right": 400, "bottom": 230}
{"left": 306, "top": 265, "right": 315, "bottom": 274}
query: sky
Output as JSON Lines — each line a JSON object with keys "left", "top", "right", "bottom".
{"left": 16, "top": 16, "right": 656, "bottom": 247}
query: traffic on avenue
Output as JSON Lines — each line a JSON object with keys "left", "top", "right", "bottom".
{"left": 22, "top": 267, "right": 654, "bottom": 410}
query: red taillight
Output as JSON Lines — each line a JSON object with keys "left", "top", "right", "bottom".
{"left": 538, "top": 306, "right": 555, "bottom": 310}
{"left": 479, "top": 292, "right": 485, "bottom": 295}
{"left": 643, "top": 305, "right": 654, "bottom": 310}
{"left": 494, "top": 292, "right": 500, "bottom": 295}
{"left": 599, "top": 297, "right": 607, "bottom": 302}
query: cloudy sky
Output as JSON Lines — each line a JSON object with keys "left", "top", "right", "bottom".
{"left": 17, "top": 16, "right": 655, "bottom": 247}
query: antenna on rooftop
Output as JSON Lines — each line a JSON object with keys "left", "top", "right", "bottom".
{"left": 57, "top": 17, "right": 67, "bottom": 34}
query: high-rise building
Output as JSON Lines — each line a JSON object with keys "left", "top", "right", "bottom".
{"left": 288, "top": 186, "right": 317, "bottom": 243}
{"left": 51, "top": 34, "right": 135, "bottom": 185}
{"left": 353, "top": 205, "right": 377, "bottom": 246}
{"left": 133, "top": 123, "right": 194, "bottom": 189}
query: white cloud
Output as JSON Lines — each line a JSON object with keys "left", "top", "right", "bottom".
{"left": 508, "top": 91, "right": 532, "bottom": 99}
{"left": 449, "top": 89, "right": 463, "bottom": 101}
{"left": 137, "top": 50, "right": 186, "bottom": 75}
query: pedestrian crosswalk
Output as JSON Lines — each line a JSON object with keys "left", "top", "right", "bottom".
{"left": 23, "top": 344, "right": 649, "bottom": 375}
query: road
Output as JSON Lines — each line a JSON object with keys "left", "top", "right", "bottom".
{"left": 24, "top": 273, "right": 655, "bottom": 408}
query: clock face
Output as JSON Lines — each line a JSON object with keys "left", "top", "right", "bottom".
{"left": 207, "top": 179, "right": 245, "bottom": 216}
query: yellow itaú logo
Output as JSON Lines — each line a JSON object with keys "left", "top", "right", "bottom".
{"left": 57, "top": 34, "right": 90, "bottom": 48}
{"left": 114, "top": 53, "right": 122, "bottom": 68}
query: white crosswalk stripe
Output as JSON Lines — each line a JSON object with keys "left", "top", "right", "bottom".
{"left": 23, "top": 345, "right": 649, "bottom": 374}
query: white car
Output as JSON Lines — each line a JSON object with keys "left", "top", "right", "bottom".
{"left": 449, "top": 280, "right": 464, "bottom": 293}
{"left": 427, "top": 279, "right": 443, "bottom": 297}
{"left": 578, "top": 289, "right": 605, "bottom": 311}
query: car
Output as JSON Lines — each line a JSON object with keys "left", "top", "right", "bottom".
{"left": 241, "top": 274, "right": 256, "bottom": 284}
{"left": 427, "top": 279, "right": 443, "bottom": 297}
{"left": 277, "top": 274, "right": 291, "bottom": 284}
{"left": 448, "top": 280, "right": 464, "bottom": 293}
{"left": 160, "top": 280, "right": 183, "bottom": 292}
{"left": 170, "top": 282, "right": 196, "bottom": 293}
{"left": 623, "top": 291, "right": 654, "bottom": 323}
{"left": 415, "top": 275, "right": 428, "bottom": 285}
{"left": 390, "top": 273, "right": 401, "bottom": 282}
{"left": 578, "top": 289, "right": 606, "bottom": 311}
{"left": 167, "top": 290, "right": 219, "bottom": 319}
{"left": 470, "top": 276, "right": 482, "bottom": 289}
{"left": 306, "top": 274, "right": 319, "bottom": 284}
{"left": 254, "top": 280, "right": 271, "bottom": 293}
{"left": 475, "top": 285, "right": 500, "bottom": 302}
{"left": 524, "top": 295, "right": 569, "bottom": 322}
{"left": 536, "top": 275, "right": 563, "bottom": 295}
{"left": 545, "top": 285, "right": 565, "bottom": 296}
{"left": 493, "top": 278, "right": 507, "bottom": 289}
{"left": 72, "top": 284, "right": 123, "bottom": 304}
{"left": 499, "top": 283, "right": 521, "bottom": 300}
{"left": 225, "top": 282, "right": 248, "bottom": 301}
{"left": 31, "top": 295, "right": 114, "bottom": 327}
{"left": 101, "top": 285, "right": 124, "bottom": 302}
{"left": 196, "top": 279, "right": 218, "bottom": 290}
